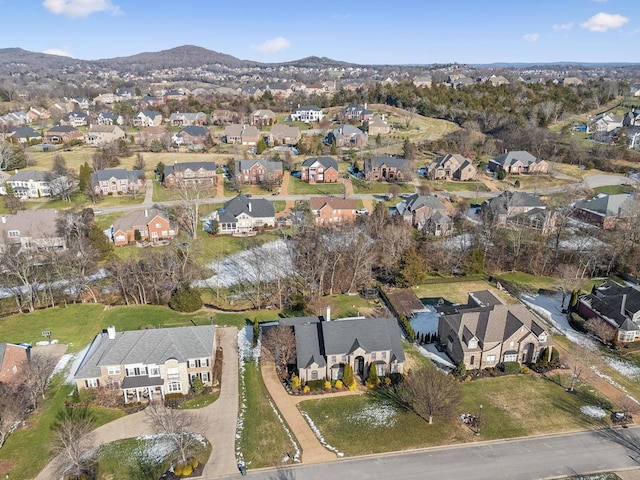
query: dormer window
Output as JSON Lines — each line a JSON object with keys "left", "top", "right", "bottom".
{"left": 468, "top": 338, "right": 477, "bottom": 349}
{"left": 539, "top": 332, "right": 547, "bottom": 342}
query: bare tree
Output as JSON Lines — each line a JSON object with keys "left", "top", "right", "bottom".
{"left": 0, "top": 142, "right": 24, "bottom": 171}
{"left": 134, "top": 152, "right": 146, "bottom": 171}
{"left": 145, "top": 403, "right": 203, "bottom": 464}
{"left": 262, "top": 325, "right": 297, "bottom": 372}
{"left": 568, "top": 344, "right": 599, "bottom": 393}
{"left": 402, "top": 106, "right": 417, "bottom": 129}
{"left": 584, "top": 318, "right": 617, "bottom": 346}
{"left": 400, "top": 366, "right": 462, "bottom": 424}
{"left": 23, "top": 352, "right": 58, "bottom": 409}
{"left": 52, "top": 406, "right": 95, "bottom": 479}
{"left": 555, "top": 264, "right": 584, "bottom": 308}
{"left": 0, "top": 382, "right": 28, "bottom": 448}
{"left": 173, "top": 178, "right": 215, "bottom": 240}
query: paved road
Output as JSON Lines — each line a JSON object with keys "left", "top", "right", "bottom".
{"left": 209, "top": 427, "right": 640, "bottom": 480}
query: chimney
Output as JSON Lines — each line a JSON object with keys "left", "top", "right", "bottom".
{"left": 325, "top": 306, "right": 331, "bottom": 322}
{"left": 621, "top": 294, "right": 627, "bottom": 316}
{"left": 144, "top": 209, "right": 148, "bottom": 218}
{"left": 107, "top": 325, "right": 116, "bottom": 340}
{"left": 248, "top": 202, "right": 252, "bottom": 213}
{"left": 364, "top": 102, "right": 367, "bottom": 110}
{"left": 1, "top": 216, "right": 5, "bottom": 224}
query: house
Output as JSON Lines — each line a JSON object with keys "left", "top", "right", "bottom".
{"left": 573, "top": 193, "right": 636, "bottom": 229}
{"left": 268, "top": 125, "right": 301, "bottom": 146}
{"left": 91, "top": 169, "right": 145, "bottom": 195}
{"left": 0, "top": 111, "right": 30, "bottom": 127}
{"left": 275, "top": 311, "right": 405, "bottom": 383}
{"left": 488, "top": 151, "right": 548, "bottom": 174}
{"left": 133, "top": 111, "right": 163, "bottom": 127}
{"left": 0, "top": 343, "right": 30, "bottom": 384}
{"left": 73, "top": 325, "right": 215, "bottom": 403}
{"left": 426, "top": 153, "right": 476, "bottom": 181}
{"left": 71, "top": 97, "right": 90, "bottom": 110}
{"left": 44, "top": 125, "right": 84, "bottom": 144}
{"left": 310, "top": 197, "right": 357, "bottom": 226}
{"left": 300, "top": 157, "right": 339, "bottom": 184}
{"left": 364, "top": 156, "right": 407, "bottom": 182}
{"left": 413, "top": 75, "right": 433, "bottom": 88}
{"left": 438, "top": 293, "right": 553, "bottom": 370}
{"left": 576, "top": 280, "right": 640, "bottom": 343}
{"left": 27, "top": 106, "right": 50, "bottom": 122}
{"left": 238, "top": 86, "right": 263, "bottom": 98}
{"left": 264, "top": 84, "right": 292, "bottom": 98}
{"left": 163, "top": 89, "right": 187, "bottom": 102}
{"left": 96, "top": 112, "right": 124, "bottom": 126}
{"left": 137, "top": 126, "right": 170, "bottom": 147}
{"left": 223, "top": 124, "right": 260, "bottom": 145}
{"left": 2, "top": 170, "right": 52, "bottom": 198}
{"left": 169, "top": 112, "right": 208, "bottom": 127}
{"left": 367, "top": 114, "right": 391, "bottom": 135}
{"left": 212, "top": 194, "right": 275, "bottom": 235}
{"left": 59, "top": 111, "right": 89, "bottom": 127}
{"left": 326, "top": 125, "right": 368, "bottom": 148}
{"left": 211, "top": 110, "right": 241, "bottom": 126}
{"left": 395, "top": 194, "right": 452, "bottom": 235}
{"left": 250, "top": 109, "right": 276, "bottom": 127}
{"left": 0, "top": 210, "right": 65, "bottom": 253}
{"left": 172, "top": 125, "right": 211, "bottom": 146}
{"left": 235, "top": 159, "right": 283, "bottom": 186}
{"left": 9, "top": 126, "right": 41, "bottom": 144}
{"left": 480, "top": 191, "right": 549, "bottom": 226}
{"left": 290, "top": 105, "right": 324, "bottom": 123}
{"left": 338, "top": 104, "right": 374, "bottom": 123}
{"left": 139, "top": 95, "right": 164, "bottom": 109}
{"left": 592, "top": 113, "right": 624, "bottom": 133}
{"left": 110, "top": 206, "right": 176, "bottom": 246}
{"left": 162, "top": 161, "right": 217, "bottom": 187}
{"left": 86, "top": 125, "right": 126, "bottom": 146}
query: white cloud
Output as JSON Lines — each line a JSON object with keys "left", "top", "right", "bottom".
{"left": 43, "top": 0, "right": 122, "bottom": 18}
{"left": 553, "top": 22, "right": 574, "bottom": 31}
{"left": 523, "top": 33, "right": 539, "bottom": 43}
{"left": 251, "top": 36, "right": 291, "bottom": 53}
{"left": 43, "top": 48, "right": 73, "bottom": 57}
{"left": 581, "top": 12, "right": 629, "bottom": 32}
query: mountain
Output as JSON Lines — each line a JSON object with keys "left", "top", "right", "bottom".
{"left": 0, "top": 47, "right": 82, "bottom": 72}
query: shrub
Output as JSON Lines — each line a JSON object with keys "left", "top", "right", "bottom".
{"left": 335, "top": 379, "right": 344, "bottom": 389}
{"left": 182, "top": 465, "right": 193, "bottom": 476}
{"left": 366, "top": 362, "right": 379, "bottom": 387}
{"left": 324, "top": 380, "right": 332, "bottom": 390}
{"left": 174, "top": 464, "right": 184, "bottom": 476}
{"left": 191, "top": 377, "right": 205, "bottom": 395}
{"left": 289, "top": 374, "right": 301, "bottom": 389}
{"left": 452, "top": 361, "right": 467, "bottom": 378}
{"left": 303, "top": 385, "right": 310, "bottom": 394}
{"left": 343, "top": 363, "right": 356, "bottom": 389}
{"left": 500, "top": 361, "right": 522, "bottom": 374}
{"left": 306, "top": 379, "right": 325, "bottom": 390}
{"left": 384, "top": 377, "right": 392, "bottom": 386}
{"left": 169, "top": 284, "right": 203, "bottom": 312}
{"left": 190, "top": 458, "right": 199, "bottom": 468}
{"left": 522, "top": 366, "right": 530, "bottom": 374}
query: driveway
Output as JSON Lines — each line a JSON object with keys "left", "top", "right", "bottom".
{"left": 34, "top": 326, "right": 239, "bottom": 480}
{"left": 584, "top": 173, "right": 632, "bottom": 189}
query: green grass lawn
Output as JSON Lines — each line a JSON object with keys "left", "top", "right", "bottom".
{"left": 287, "top": 177, "right": 345, "bottom": 195}
{"left": 0, "top": 304, "right": 213, "bottom": 352}
{"left": 428, "top": 180, "right": 489, "bottom": 193}
{"left": 413, "top": 280, "right": 514, "bottom": 305}
{"left": 0, "top": 375, "right": 125, "bottom": 480}
{"left": 299, "top": 373, "right": 606, "bottom": 458}
{"left": 352, "top": 181, "right": 414, "bottom": 195}
{"left": 593, "top": 185, "right": 635, "bottom": 195}
{"left": 40, "top": 190, "right": 145, "bottom": 211}
{"left": 179, "top": 391, "right": 220, "bottom": 409}
{"left": 238, "top": 362, "right": 299, "bottom": 469}
{"left": 494, "top": 271, "right": 559, "bottom": 295}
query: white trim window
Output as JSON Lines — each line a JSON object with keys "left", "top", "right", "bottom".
{"left": 149, "top": 366, "right": 160, "bottom": 377}
{"left": 107, "top": 366, "right": 120, "bottom": 375}
{"left": 167, "top": 368, "right": 180, "bottom": 379}
{"left": 85, "top": 378, "right": 99, "bottom": 388}
{"left": 168, "top": 381, "right": 182, "bottom": 393}
{"left": 486, "top": 355, "right": 496, "bottom": 365}
{"left": 503, "top": 354, "right": 518, "bottom": 362}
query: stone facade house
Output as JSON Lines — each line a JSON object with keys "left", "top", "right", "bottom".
{"left": 137, "top": 126, "right": 170, "bottom": 147}
{"left": 224, "top": 124, "right": 260, "bottom": 145}
{"left": 73, "top": 325, "right": 215, "bottom": 403}
{"left": 480, "top": 191, "right": 548, "bottom": 226}
{"left": 338, "top": 104, "right": 374, "bottom": 123}
{"left": 110, "top": 206, "right": 176, "bottom": 246}
{"left": 235, "top": 159, "right": 283, "bottom": 186}
{"left": 395, "top": 194, "right": 452, "bottom": 235}
{"left": 275, "top": 312, "right": 405, "bottom": 383}
{"left": 309, "top": 197, "right": 357, "bottom": 226}
{"left": 172, "top": 125, "right": 211, "bottom": 146}
{"left": 211, "top": 110, "right": 241, "bottom": 126}
{"left": 364, "top": 156, "right": 407, "bottom": 182}
{"left": 212, "top": 194, "right": 275, "bottom": 235}
{"left": 427, "top": 153, "right": 476, "bottom": 181}
{"left": 438, "top": 293, "right": 553, "bottom": 370}
{"left": 92, "top": 169, "right": 145, "bottom": 195}
{"left": 576, "top": 280, "right": 640, "bottom": 343}
{"left": 268, "top": 124, "right": 301, "bottom": 146}
{"left": 326, "top": 125, "right": 368, "bottom": 148}
{"left": 300, "top": 157, "right": 339, "bottom": 184}
{"left": 367, "top": 114, "right": 391, "bottom": 135}
{"left": 0, "top": 210, "right": 66, "bottom": 253}
{"left": 169, "top": 112, "right": 207, "bottom": 127}
{"left": 162, "top": 161, "right": 217, "bottom": 187}
{"left": 86, "top": 125, "right": 126, "bottom": 146}
{"left": 250, "top": 109, "right": 276, "bottom": 127}
{"left": 488, "top": 151, "right": 548, "bottom": 175}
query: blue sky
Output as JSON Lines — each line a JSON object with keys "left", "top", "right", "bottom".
{"left": 0, "top": 0, "right": 638, "bottom": 64}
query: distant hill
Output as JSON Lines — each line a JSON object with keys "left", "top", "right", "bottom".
{"left": 0, "top": 47, "right": 82, "bottom": 72}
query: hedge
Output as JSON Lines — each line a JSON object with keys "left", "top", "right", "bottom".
{"left": 379, "top": 288, "right": 416, "bottom": 341}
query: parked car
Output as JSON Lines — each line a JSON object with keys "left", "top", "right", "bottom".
{"left": 356, "top": 208, "right": 368, "bottom": 215}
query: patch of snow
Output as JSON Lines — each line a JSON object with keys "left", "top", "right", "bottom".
{"left": 299, "top": 410, "right": 344, "bottom": 457}
{"left": 415, "top": 343, "right": 455, "bottom": 369}
{"left": 64, "top": 344, "right": 90, "bottom": 384}
{"left": 267, "top": 398, "right": 301, "bottom": 462}
{"left": 580, "top": 405, "right": 607, "bottom": 419}
{"left": 410, "top": 306, "right": 439, "bottom": 336}
{"left": 351, "top": 403, "right": 398, "bottom": 428}
{"left": 604, "top": 357, "right": 640, "bottom": 381}
{"left": 51, "top": 353, "right": 73, "bottom": 378}
{"left": 591, "top": 367, "right": 640, "bottom": 404}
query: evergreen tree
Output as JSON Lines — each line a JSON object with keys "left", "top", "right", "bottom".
{"left": 257, "top": 137, "right": 267, "bottom": 154}
{"left": 78, "top": 162, "right": 92, "bottom": 193}
{"left": 330, "top": 141, "right": 337, "bottom": 156}
{"left": 397, "top": 246, "right": 425, "bottom": 287}
{"left": 366, "top": 362, "right": 379, "bottom": 386}
{"left": 343, "top": 363, "right": 355, "bottom": 389}
{"left": 168, "top": 285, "right": 203, "bottom": 312}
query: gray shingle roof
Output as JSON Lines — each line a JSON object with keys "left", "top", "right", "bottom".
{"left": 164, "top": 161, "right": 217, "bottom": 176}
{"left": 74, "top": 325, "right": 215, "bottom": 379}
{"left": 9, "top": 170, "right": 49, "bottom": 182}
{"left": 483, "top": 191, "right": 546, "bottom": 214}
{"left": 576, "top": 193, "right": 634, "bottom": 217}
{"left": 112, "top": 205, "right": 169, "bottom": 233}
{"left": 179, "top": 125, "right": 209, "bottom": 137}
{"left": 369, "top": 156, "right": 407, "bottom": 169}
{"left": 92, "top": 169, "right": 144, "bottom": 182}
{"left": 491, "top": 151, "right": 540, "bottom": 167}
{"left": 218, "top": 194, "right": 275, "bottom": 222}
{"left": 301, "top": 156, "right": 338, "bottom": 170}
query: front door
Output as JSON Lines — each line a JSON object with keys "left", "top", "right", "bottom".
{"left": 355, "top": 356, "right": 365, "bottom": 376}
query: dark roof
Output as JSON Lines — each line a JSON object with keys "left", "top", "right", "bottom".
{"left": 218, "top": 194, "right": 275, "bottom": 222}
{"left": 236, "top": 159, "right": 283, "bottom": 174}
{"left": 580, "top": 280, "right": 640, "bottom": 330}
{"left": 112, "top": 205, "right": 169, "bottom": 233}
{"left": 164, "top": 161, "right": 217, "bottom": 175}
{"left": 576, "top": 194, "right": 634, "bottom": 217}
{"left": 483, "top": 191, "right": 546, "bottom": 214}
{"left": 47, "top": 125, "right": 80, "bottom": 133}
{"left": 404, "top": 194, "right": 447, "bottom": 212}
{"left": 301, "top": 156, "right": 338, "bottom": 170}
{"left": 92, "top": 169, "right": 144, "bottom": 182}
{"left": 490, "top": 151, "right": 541, "bottom": 167}
{"left": 368, "top": 156, "right": 407, "bottom": 169}
{"left": 11, "top": 126, "right": 41, "bottom": 139}
{"left": 467, "top": 290, "right": 505, "bottom": 308}
{"left": 293, "top": 105, "right": 322, "bottom": 112}
{"left": 179, "top": 125, "right": 209, "bottom": 137}
{"left": 280, "top": 316, "right": 405, "bottom": 371}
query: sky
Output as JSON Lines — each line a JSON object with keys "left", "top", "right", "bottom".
{"left": 0, "top": 0, "right": 638, "bottom": 65}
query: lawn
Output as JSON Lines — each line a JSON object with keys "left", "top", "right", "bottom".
{"left": 593, "top": 185, "right": 635, "bottom": 195}
{"left": 0, "top": 375, "right": 125, "bottom": 480}
{"left": 0, "top": 304, "right": 212, "bottom": 353}
{"left": 494, "top": 271, "right": 559, "bottom": 295}
{"left": 351, "top": 180, "right": 415, "bottom": 195}
{"left": 298, "top": 373, "right": 606, "bottom": 457}
{"left": 495, "top": 174, "right": 576, "bottom": 191}
{"left": 40, "top": 190, "right": 145, "bottom": 211}
{"left": 413, "top": 279, "right": 515, "bottom": 305}
{"left": 428, "top": 180, "right": 490, "bottom": 193}
{"left": 287, "top": 177, "right": 344, "bottom": 195}
{"left": 238, "top": 362, "right": 299, "bottom": 469}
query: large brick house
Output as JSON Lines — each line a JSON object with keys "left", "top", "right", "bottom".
{"left": 162, "top": 161, "right": 217, "bottom": 187}
{"left": 274, "top": 311, "right": 405, "bottom": 383}
{"left": 438, "top": 292, "right": 552, "bottom": 370}
{"left": 234, "top": 159, "right": 283, "bottom": 185}
{"left": 91, "top": 169, "right": 145, "bottom": 195}
{"left": 488, "top": 151, "right": 548, "bottom": 175}
{"left": 74, "top": 325, "right": 215, "bottom": 403}
{"left": 364, "top": 156, "right": 407, "bottom": 182}
{"left": 300, "top": 157, "right": 339, "bottom": 184}
{"left": 44, "top": 126, "right": 84, "bottom": 143}
{"left": 426, "top": 153, "right": 476, "bottom": 181}
{"left": 309, "top": 196, "right": 357, "bottom": 226}
{"left": 573, "top": 193, "right": 636, "bottom": 230}
{"left": 110, "top": 206, "right": 177, "bottom": 246}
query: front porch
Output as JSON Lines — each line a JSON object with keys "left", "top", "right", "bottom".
{"left": 121, "top": 376, "right": 165, "bottom": 404}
